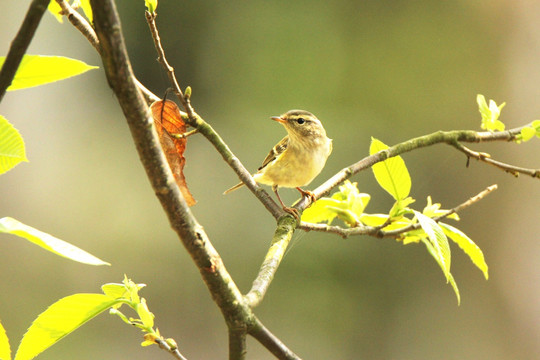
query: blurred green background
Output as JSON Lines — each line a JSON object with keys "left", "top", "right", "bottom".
{"left": 1, "top": 1, "right": 539, "bottom": 359}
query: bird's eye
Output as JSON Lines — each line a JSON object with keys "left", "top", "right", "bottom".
{"left": 296, "top": 118, "right": 305, "bottom": 124}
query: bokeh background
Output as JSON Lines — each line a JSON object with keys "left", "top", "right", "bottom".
{"left": 1, "top": 1, "right": 539, "bottom": 359}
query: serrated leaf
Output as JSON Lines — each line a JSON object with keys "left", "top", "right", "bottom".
{"left": 415, "top": 211, "right": 451, "bottom": 281}
{"left": 0, "top": 319, "right": 10, "bottom": 360}
{"left": 0, "top": 217, "right": 109, "bottom": 266}
{"left": 0, "top": 55, "right": 98, "bottom": 91}
{"left": 420, "top": 237, "right": 460, "bottom": 304}
{"left": 0, "top": 115, "right": 28, "bottom": 174}
{"left": 370, "top": 138, "right": 411, "bottom": 200}
{"left": 15, "top": 294, "right": 120, "bottom": 360}
{"left": 440, "top": 222, "right": 489, "bottom": 280}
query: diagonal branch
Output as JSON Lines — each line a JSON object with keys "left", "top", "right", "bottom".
{"left": 144, "top": 10, "right": 284, "bottom": 219}
{"left": 0, "top": 0, "right": 50, "bottom": 102}
{"left": 293, "top": 126, "right": 535, "bottom": 212}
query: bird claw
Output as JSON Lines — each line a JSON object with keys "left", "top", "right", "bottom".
{"left": 282, "top": 206, "right": 301, "bottom": 223}
{"left": 296, "top": 188, "right": 316, "bottom": 207}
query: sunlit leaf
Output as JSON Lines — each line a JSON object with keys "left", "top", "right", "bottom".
{"left": 420, "top": 237, "right": 460, "bottom": 304}
{"left": 151, "top": 100, "right": 196, "bottom": 206}
{"left": 370, "top": 138, "right": 411, "bottom": 200}
{"left": 440, "top": 223, "right": 489, "bottom": 280}
{"left": 136, "top": 299, "right": 154, "bottom": 328}
{"left": 519, "top": 126, "right": 536, "bottom": 143}
{"left": 0, "top": 55, "right": 97, "bottom": 91}
{"left": 47, "top": 1, "right": 64, "bottom": 23}
{"left": 0, "top": 217, "right": 110, "bottom": 266}
{"left": 15, "top": 294, "right": 120, "bottom": 360}
{"left": 0, "top": 115, "right": 28, "bottom": 174}
{"left": 477, "top": 94, "right": 505, "bottom": 131}
{"left": 79, "top": 0, "right": 93, "bottom": 22}
{"left": 301, "top": 181, "right": 370, "bottom": 226}
{"left": 0, "top": 320, "right": 10, "bottom": 360}
{"left": 415, "top": 211, "right": 451, "bottom": 281}
{"left": 145, "top": 0, "right": 158, "bottom": 13}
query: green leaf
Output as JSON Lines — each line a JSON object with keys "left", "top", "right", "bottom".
{"left": 519, "top": 126, "right": 536, "bottom": 143}
{"left": 145, "top": 0, "right": 158, "bottom": 13}
{"left": 370, "top": 138, "right": 411, "bottom": 200}
{"left": 47, "top": 1, "right": 64, "bottom": 23}
{"left": 136, "top": 299, "right": 154, "bottom": 328}
{"left": 301, "top": 181, "right": 370, "bottom": 226}
{"left": 415, "top": 211, "right": 451, "bottom": 281}
{"left": 101, "top": 283, "right": 130, "bottom": 300}
{"left": 0, "top": 55, "right": 98, "bottom": 91}
{"left": 0, "top": 217, "right": 110, "bottom": 266}
{"left": 0, "top": 319, "right": 10, "bottom": 360}
{"left": 477, "top": 94, "right": 506, "bottom": 131}
{"left": 79, "top": 0, "right": 93, "bottom": 22}
{"left": 15, "top": 294, "right": 121, "bottom": 360}
{"left": 0, "top": 115, "right": 28, "bottom": 175}
{"left": 420, "top": 237, "right": 460, "bottom": 305}
{"left": 440, "top": 223, "right": 489, "bottom": 280}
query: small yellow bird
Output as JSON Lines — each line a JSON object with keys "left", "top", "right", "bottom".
{"left": 224, "top": 110, "right": 332, "bottom": 215}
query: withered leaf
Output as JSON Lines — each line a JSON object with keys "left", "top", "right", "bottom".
{"left": 151, "top": 100, "right": 196, "bottom": 206}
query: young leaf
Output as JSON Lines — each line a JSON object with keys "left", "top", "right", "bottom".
{"left": 440, "top": 223, "right": 489, "bottom": 280}
{"left": 420, "top": 237, "right": 461, "bottom": 304}
{"left": 0, "top": 115, "right": 28, "bottom": 174}
{"left": 47, "top": 1, "right": 64, "bottom": 23}
{"left": 0, "top": 55, "right": 97, "bottom": 91}
{"left": 79, "top": 0, "right": 93, "bottom": 22}
{"left": 0, "top": 319, "right": 10, "bottom": 360}
{"left": 151, "top": 100, "right": 196, "bottom": 206}
{"left": 415, "top": 211, "right": 451, "bottom": 281}
{"left": 0, "top": 217, "right": 110, "bottom": 266}
{"left": 145, "top": 0, "right": 158, "bottom": 13}
{"left": 477, "top": 94, "right": 505, "bottom": 131}
{"left": 15, "top": 294, "right": 121, "bottom": 360}
{"left": 370, "top": 138, "right": 411, "bottom": 200}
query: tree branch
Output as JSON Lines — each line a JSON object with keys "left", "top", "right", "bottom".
{"left": 299, "top": 184, "right": 498, "bottom": 237}
{"left": 90, "top": 0, "right": 256, "bottom": 344}
{"left": 244, "top": 216, "right": 297, "bottom": 307}
{"left": 249, "top": 317, "right": 302, "bottom": 360}
{"left": 0, "top": 0, "right": 50, "bottom": 102}
{"left": 144, "top": 10, "right": 286, "bottom": 219}
{"left": 293, "top": 126, "right": 535, "bottom": 212}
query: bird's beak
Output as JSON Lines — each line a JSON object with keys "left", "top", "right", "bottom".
{"left": 271, "top": 116, "right": 286, "bottom": 124}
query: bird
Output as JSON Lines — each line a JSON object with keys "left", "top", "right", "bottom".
{"left": 224, "top": 109, "right": 332, "bottom": 217}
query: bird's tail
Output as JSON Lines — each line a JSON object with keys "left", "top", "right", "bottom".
{"left": 223, "top": 182, "right": 245, "bottom": 195}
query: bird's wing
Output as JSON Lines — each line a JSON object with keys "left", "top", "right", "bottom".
{"left": 258, "top": 136, "right": 289, "bottom": 171}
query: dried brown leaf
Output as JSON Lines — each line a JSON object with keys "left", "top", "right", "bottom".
{"left": 151, "top": 100, "right": 196, "bottom": 206}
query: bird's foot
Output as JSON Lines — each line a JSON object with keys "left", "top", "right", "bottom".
{"left": 282, "top": 206, "right": 301, "bottom": 223}
{"left": 296, "top": 187, "right": 316, "bottom": 207}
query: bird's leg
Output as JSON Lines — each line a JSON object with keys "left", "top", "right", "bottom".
{"left": 273, "top": 185, "right": 300, "bottom": 220}
{"left": 296, "top": 187, "right": 316, "bottom": 207}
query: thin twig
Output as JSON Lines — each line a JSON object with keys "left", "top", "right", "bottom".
{"left": 154, "top": 337, "right": 189, "bottom": 360}
{"left": 452, "top": 142, "right": 540, "bottom": 178}
{"left": 244, "top": 216, "right": 297, "bottom": 307}
{"left": 0, "top": 0, "right": 50, "bottom": 101}
{"left": 299, "top": 184, "right": 498, "bottom": 238}
{"left": 144, "top": 10, "right": 285, "bottom": 219}
{"left": 249, "top": 317, "right": 302, "bottom": 360}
